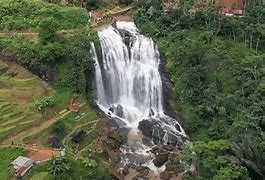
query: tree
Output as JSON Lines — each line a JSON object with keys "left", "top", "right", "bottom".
{"left": 38, "top": 17, "right": 59, "bottom": 44}
{"left": 49, "top": 157, "right": 71, "bottom": 176}
{"left": 52, "top": 121, "right": 67, "bottom": 139}
{"left": 81, "top": 157, "right": 97, "bottom": 168}
{"left": 34, "top": 96, "right": 55, "bottom": 112}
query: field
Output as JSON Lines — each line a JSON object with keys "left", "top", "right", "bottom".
{"left": 0, "top": 59, "right": 51, "bottom": 142}
{"left": 0, "top": 147, "right": 25, "bottom": 180}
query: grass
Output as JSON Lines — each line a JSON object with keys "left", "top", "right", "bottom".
{"left": 0, "top": 147, "right": 25, "bottom": 180}
{"left": 30, "top": 172, "right": 49, "bottom": 180}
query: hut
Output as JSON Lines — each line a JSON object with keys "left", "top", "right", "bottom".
{"left": 71, "top": 129, "right": 86, "bottom": 144}
{"left": 11, "top": 156, "right": 34, "bottom": 177}
{"left": 49, "top": 136, "right": 63, "bottom": 149}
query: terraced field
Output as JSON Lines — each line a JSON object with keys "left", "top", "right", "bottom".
{"left": 0, "top": 59, "right": 50, "bottom": 142}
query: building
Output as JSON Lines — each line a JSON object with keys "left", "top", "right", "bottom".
{"left": 71, "top": 103, "right": 80, "bottom": 113}
{"left": 220, "top": 0, "right": 244, "bottom": 16}
{"left": 11, "top": 156, "right": 34, "bottom": 177}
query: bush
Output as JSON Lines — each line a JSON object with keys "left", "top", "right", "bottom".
{"left": 38, "top": 18, "right": 59, "bottom": 44}
{"left": 52, "top": 121, "right": 67, "bottom": 139}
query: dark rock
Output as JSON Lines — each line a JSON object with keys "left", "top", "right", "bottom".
{"left": 136, "top": 166, "right": 150, "bottom": 176}
{"left": 132, "top": 177, "right": 138, "bottom": 180}
{"left": 117, "top": 29, "right": 135, "bottom": 48}
{"left": 138, "top": 118, "right": 187, "bottom": 147}
{"left": 122, "top": 166, "right": 129, "bottom": 176}
{"left": 160, "top": 171, "right": 171, "bottom": 180}
{"left": 153, "top": 153, "right": 169, "bottom": 167}
{"left": 158, "top": 52, "right": 175, "bottom": 118}
{"left": 109, "top": 104, "right": 124, "bottom": 118}
{"left": 162, "top": 145, "right": 175, "bottom": 151}
{"left": 136, "top": 173, "right": 149, "bottom": 179}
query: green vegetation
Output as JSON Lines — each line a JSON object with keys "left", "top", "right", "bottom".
{"left": 34, "top": 96, "right": 55, "bottom": 112}
{"left": 0, "top": 0, "right": 89, "bottom": 31}
{"left": 135, "top": 0, "right": 265, "bottom": 179}
{"left": 0, "top": 148, "right": 25, "bottom": 179}
{"left": 30, "top": 155, "right": 111, "bottom": 180}
{"left": 0, "top": 60, "right": 47, "bottom": 142}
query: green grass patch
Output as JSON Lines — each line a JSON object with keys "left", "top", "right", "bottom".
{"left": 30, "top": 172, "right": 49, "bottom": 180}
{"left": 0, "top": 147, "right": 25, "bottom": 180}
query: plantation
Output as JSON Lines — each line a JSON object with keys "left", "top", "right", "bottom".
{"left": 0, "top": 60, "right": 49, "bottom": 142}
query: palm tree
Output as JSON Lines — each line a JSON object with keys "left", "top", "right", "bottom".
{"left": 49, "top": 157, "right": 71, "bottom": 176}
{"left": 81, "top": 157, "right": 97, "bottom": 168}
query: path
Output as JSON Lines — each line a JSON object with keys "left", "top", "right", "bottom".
{"left": 3, "top": 103, "right": 85, "bottom": 144}
{"left": 62, "top": 119, "right": 99, "bottom": 144}
{"left": 0, "top": 144, "right": 60, "bottom": 163}
{"left": 0, "top": 6, "right": 135, "bottom": 39}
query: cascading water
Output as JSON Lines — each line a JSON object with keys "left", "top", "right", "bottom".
{"left": 92, "top": 21, "right": 187, "bottom": 172}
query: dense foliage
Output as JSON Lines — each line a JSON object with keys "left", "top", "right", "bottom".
{"left": 135, "top": 1, "right": 265, "bottom": 179}
{"left": 0, "top": 0, "right": 88, "bottom": 31}
{"left": 0, "top": 30, "right": 95, "bottom": 93}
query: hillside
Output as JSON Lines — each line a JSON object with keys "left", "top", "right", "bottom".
{"left": 0, "top": 0, "right": 264, "bottom": 180}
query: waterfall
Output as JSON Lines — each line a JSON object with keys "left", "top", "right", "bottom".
{"left": 92, "top": 21, "right": 187, "bottom": 171}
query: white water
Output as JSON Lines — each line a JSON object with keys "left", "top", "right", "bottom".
{"left": 92, "top": 21, "right": 186, "bottom": 170}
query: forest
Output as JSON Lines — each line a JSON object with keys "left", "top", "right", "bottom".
{"left": 134, "top": 0, "right": 265, "bottom": 179}
{"left": 0, "top": 0, "right": 264, "bottom": 179}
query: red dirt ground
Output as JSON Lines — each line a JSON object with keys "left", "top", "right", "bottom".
{"left": 28, "top": 148, "right": 60, "bottom": 162}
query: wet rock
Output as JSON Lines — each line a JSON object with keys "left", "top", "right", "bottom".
{"left": 160, "top": 171, "right": 171, "bottom": 180}
{"left": 136, "top": 174, "right": 149, "bottom": 180}
{"left": 158, "top": 52, "right": 176, "bottom": 118}
{"left": 162, "top": 145, "right": 175, "bottom": 151}
{"left": 153, "top": 153, "right": 169, "bottom": 167}
{"left": 138, "top": 118, "right": 187, "bottom": 147}
{"left": 116, "top": 29, "right": 135, "bottom": 48}
{"left": 122, "top": 166, "right": 129, "bottom": 176}
{"left": 109, "top": 104, "right": 124, "bottom": 118}
{"left": 136, "top": 166, "right": 150, "bottom": 176}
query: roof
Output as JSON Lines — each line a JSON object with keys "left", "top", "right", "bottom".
{"left": 11, "top": 156, "right": 34, "bottom": 168}
{"left": 71, "top": 103, "right": 80, "bottom": 112}
{"left": 16, "top": 166, "right": 27, "bottom": 174}
{"left": 15, "top": 165, "right": 33, "bottom": 176}
{"left": 49, "top": 136, "right": 63, "bottom": 149}
{"left": 93, "top": 12, "right": 103, "bottom": 18}
{"left": 223, "top": 0, "right": 244, "bottom": 10}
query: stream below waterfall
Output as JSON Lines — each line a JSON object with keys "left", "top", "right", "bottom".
{"left": 91, "top": 21, "right": 187, "bottom": 175}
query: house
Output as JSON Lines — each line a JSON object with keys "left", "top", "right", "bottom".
{"left": 92, "top": 11, "right": 104, "bottom": 22}
{"left": 11, "top": 156, "right": 34, "bottom": 177}
{"left": 220, "top": 0, "right": 244, "bottom": 16}
{"left": 71, "top": 103, "right": 80, "bottom": 113}
{"left": 49, "top": 136, "right": 63, "bottom": 149}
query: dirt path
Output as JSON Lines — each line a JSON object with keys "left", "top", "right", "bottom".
{"left": 3, "top": 103, "right": 85, "bottom": 144}
{"left": 62, "top": 119, "right": 98, "bottom": 144}
{"left": 3, "top": 111, "right": 71, "bottom": 144}
{"left": 67, "top": 119, "right": 99, "bottom": 160}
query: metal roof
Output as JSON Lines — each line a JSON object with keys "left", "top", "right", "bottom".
{"left": 11, "top": 156, "right": 34, "bottom": 168}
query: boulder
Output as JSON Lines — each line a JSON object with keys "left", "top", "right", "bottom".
{"left": 153, "top": 153, "right": 169, "bottom": 167}
{"left": 160, "top": 171, "right": 171, "bottom": 180}
{"left": 138, "top": 117, "right": 187, "bottom": 147}
{"left": 136, "top": 166, "right": 150, "bottom": 176}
